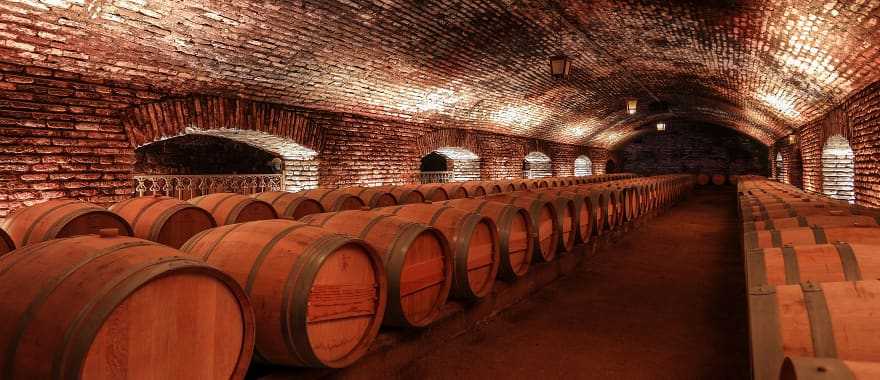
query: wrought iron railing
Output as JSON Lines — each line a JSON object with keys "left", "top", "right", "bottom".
{"left": 420, "top": 171, "right": 453, "bottom": 184}
{"left": 133, "top": 174, "right": 283, "bottom": 199}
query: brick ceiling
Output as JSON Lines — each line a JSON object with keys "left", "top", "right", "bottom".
{"left": 3, "top": 0, "right": 880, "bottom": 148}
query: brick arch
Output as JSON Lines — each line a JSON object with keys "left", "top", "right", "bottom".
{"left": 415, "top": 128, "right": 483, "bottom": 158}
{"left": 122, "top": 95, "right": 324, "bottom": 153}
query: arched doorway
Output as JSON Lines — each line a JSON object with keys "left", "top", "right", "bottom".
{"left": 523, "top": 152, "right": 552, "bottom": 179}
{"left": 822, "top": 135, "right": 855, "bottom": 203}
{"left": 574, "top": 155, "right": 592, "bottom": 177}
{"left": 605, "top": 159, "right": 617, "bottom": 174}
{"left": 774, "top": 152, "right": 784, "bottom": 182}
{"left": 134, "top": 129, "right": 318, "bottom": 198}
{"left": 420, "top": 147, "right": 480, "bottom": 183}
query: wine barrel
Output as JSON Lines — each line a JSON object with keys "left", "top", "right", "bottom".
{"left": 485, "top": 194, "right": 559, "bottom": 262}
{"left": 0, "top": 227, "right": 14, "bottom": 257}
{"left": 253, "top": 191, "right": 325, "bottom": 220}
{"left": 189, "top": 193, "right": 278, "bottom": 225}
{"left": 584, "top": 189, "right": 612, "bottom": 235}
{"left": 742, "top": 205, "right": 854, "bottom": 222}
{"left": 729, "top": 175, "right": 739, "bottom": 185}
{"left": 415, "top": 184, "right": 450, "bottom": 202}
{"left": 543, "top": 190, "right": 593, "bottom": 244}
{"left": 481, "top": 182, "right": 503, "bottom": 194}
{"left": 743, "top": 215, "right": 880, "bottom": 232}
{"left": 301, "top": 211, "right": 451, "bottom": 327}
{"left": 109, "top": 196, "right": 217, "bottom": 248}
{"left": 712, "top": 174, "right": 726, "bottom": 186}
{"left": 334, "top": 187, "right": 398, "bottom": 208}
{"left": 375, "top": 186, "right": 425, "bottom": 204}
{"left": 749, "top": 280, "right": 880, "bottom": 380}
{"left": 0, "top": 199, "right": 132, "bottom": 248}
{"left": 461, "top": 182, "right": 488, "bottom": 197}
{"left": 441, "top": 199, "right": 534, "bottom": 281}
{"left": 697, "top": 174, "right": 710, "bottom": 186}
{"left": 742, "top": 227, "right": 880, "bottom": 251}
{"left": 181, "top": 219, "right": 386, "bottom": 368}
{"left": 0, "top": 232, "right": 254, "bottom": 380}
{"left": 440, "top": 183, "right": 468, "bottom": 199}
{"left": 746, "top": 243, "right": 880, "bottom": 288}
{"left": 298, "top": 189, "right": 367, "bottom": 211}
{"left": 781, "top": 357, "right": 880, "bottom": 380}
{"left": 373, "top": 204, "right": 499, "bottom": 299}
{"left": 518, "top": 192, "right": 576, "bottom": 253}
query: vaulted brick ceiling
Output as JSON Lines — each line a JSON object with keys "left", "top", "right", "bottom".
{"left": 5, "top": 0, "right": 880, "bottom": 147}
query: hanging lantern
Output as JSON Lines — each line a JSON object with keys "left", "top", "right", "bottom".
{"left": 788, "top": 134, "right": 798, "bottom": 145}
{"left": 626, "top": 99, "right": 638, "bottom": 115}
{"left": 549, "top": 55, "right": 572, "bottom": 80}
{"left": 656, "top": 122, "right": 666, "bottom": 131}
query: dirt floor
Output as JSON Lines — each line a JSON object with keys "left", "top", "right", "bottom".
{"left": 399, "top": 187, "right": 750, "bottom": 380}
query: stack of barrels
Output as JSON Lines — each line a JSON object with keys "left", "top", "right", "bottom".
{"left": 0, "top": 172, "right": 693, "bottom": 377}
{"left": 738, "top": 176, "right": 880, "bottom": 380}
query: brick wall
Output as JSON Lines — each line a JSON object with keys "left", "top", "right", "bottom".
{"left": 0, "top": 62, "right": 609, "bottom": 217}
{"left": 617, "top": 123, "right": 769, "bottom": 176}
{"left": 794, "top": 80, "right": 880, "bottom": 207}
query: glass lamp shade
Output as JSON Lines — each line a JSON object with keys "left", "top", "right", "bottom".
{"left": 626, "top": 99, "right": 637, "bottom": 115}
{"left": 549, "top": 56, "right": 571, "bottom": 79}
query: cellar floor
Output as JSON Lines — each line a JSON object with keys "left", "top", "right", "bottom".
{"left": 400, "top": 187, "right": 750, "bottom": 379}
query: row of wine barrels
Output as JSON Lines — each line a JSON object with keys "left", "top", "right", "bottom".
{"left": 190, "top": 193, "right": 278, "bottom": 225}
{"left": 746, "top": 243, "right": 880, "bottom": 288}
{"left": 742, "top": 205, "right": 855, "bottom": 222}
{"left": 509, "top": 192, "right": 576, "bottom": 254}
{"left": 539, "top": 188, "right": 593, "bottom": 243}
{"left": 375, "top": 185, "right": 425, "bottom": 204}
{"left": 0, "top": 199, "right": 133, "bottom": 248}
{"left": 439, "top": 199, "right": 534, "bottom": 281}
{"left": 743, "top": 215, "right": 880, "bottom": 232}
{"left": 0, "top": 231, "right": 255, "bottom": 379}
{"left": 372, "top": 204, "right": 500, "bottom": 299}
{"left": 484, "top": 193, "right": 559, "bottom": 262}
{"left": 254, "top": 191, "right": 326, "bottom": 219}
{"left": 781, "top": 357, "right": 880, "bottom": 380}
{"left": 337, "top": 187, "right": 398, "bottom": 208}
{"left": 297, "top": 189, "right": 368, "bottom": 211}
{"left": 0, "top": 227, "right": 14, "bottom": 256}
{"left": 181, "top": 219, "right": 387, "bottom": 368}
{"left": 300, "top": 211, "right": 452, "bottom": 327}
{"left": 742, "top": 226, "right": 880, "bottom": 251}
{"left": 748, "top": 280, "right": 880, "bottom": 380}
{"left": 110, "top": 196, "right": 217, "bottom": 248}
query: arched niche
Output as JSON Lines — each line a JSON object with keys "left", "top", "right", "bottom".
{"left": 419, "top": 147, "right": 480, "bottom": 183}
{"left": 821, "top": 134, "right": 855, "bottom": 203}
{"left": 523, "top": 151, "right": 552, "bottom": 179}
{"left": 605, "top": 159, "right": 617, "bottom": 174}
{"left": 574, "top": 155, "right": 593, "bottom": 177}
{"left": 134, "top": 128, "right": 319, "bottom": 196}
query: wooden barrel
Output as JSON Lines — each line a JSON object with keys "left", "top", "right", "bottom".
{"left": 480, "top": 182, "right": 502, "bottom": 194}
{"left": 181, "top": 219, "right": 386, "bottom": 368}
{"left": 253, "top": 191, "right": 325, "bottom": 220}
{"left": 0, "top": 199, "right": 132, "bottom": 248}
{"left": 495, "top": 181, "right": 517, "bottom": 193}
{"left": 584, "top": 189, "right": 612, "bottom": 234}
{"left": 0, "top": 227, "right": 14, "bottom": 257}
{"left": 441, "top": 199, "right": 533, "bottom": 281}
{"left": 334, "top": 187, "right": 398, "bottom": 208}
{"left": 372, "top": 204, "right": 499, "bottom": 299}
{"left": 301, "top": 211, "right": 451, "bottom": 327}
{"left": 0, "top": 233, "right": 254, "bottom": 380}
{"left": 697, "top": 174, "right": 710, "bottom": 185}
{"left": 781, "top": 357, "right": 880, "bottom": 380}
{"left": 743, "top": 215, "right": 880, "bottom": 232}
{"left": 190, "top": 193, "right": 278, "bottom": 225}
{"left": 543, "top": 189, "right": 593, "bottom": 244}
{"left": 440, "top": 183, "right": 468, "bottom": 199}
{"left": 461, "top": 182, "right": 488, "bottom": 197}
{"left": 485, "top": 194, "right": 559, "bottom": 262}
{"left": 109, "top": 196, "right": 217, "bottom": 248}
{"left": 748, "top": 280, "right": 880, "bottom": 380}
{"left": 415, "top": 184, "right": 449, "bottom": 202}
{"left": 746, "top": 243, "right": 880, "bottom": 288}
{"left": 729, "top": 175, "right": 739, "bottom": 185}
{"left": 742, "top": 205, "right": 854, "bottom": 222}
{"left": 743, "top": 227, "right": 880, "bottom": 251}
{"left": 712, "top": 174, "right": 726, "bottom": 186}
{"left": 375, "top": 186, "right": 425, "bottom": 204}
{"left": 519, "top": 192, "right": 576, "bottom": 253}
{"left": 299, "top": 189, "right": 367, "bottom": 211}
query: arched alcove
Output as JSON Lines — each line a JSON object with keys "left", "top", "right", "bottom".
{"left": 821, "top": 134, "right": 855, "bottom": 203}
{"left": 134, "top": 128, "right": 318, "bottom": 197}
{"left": 574, "top": 155, "right": 593, "bottom": 177}
{"left": 523, "top": 152, "right": 552, "bottom": 179}
{"left": 605, "top": 159, "right": 617, "bottom": 174}
{"left": 420, "top": 147, "right": 480, "bottom": 183}
{"left": 774, "top": 152, "right": 785, "bottom": 183}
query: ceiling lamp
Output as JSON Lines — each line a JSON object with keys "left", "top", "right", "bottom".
{"left": 656, "top": 122, "right": 666, "bottom": 131}
{"left": 626, "top": 99, "right": 638, "bottom": 115}
{"left": 788, "top": 134, "right": 798, "bottom": 145}
{"left": 549, "top": 55, "right": 572, "bottom": 80}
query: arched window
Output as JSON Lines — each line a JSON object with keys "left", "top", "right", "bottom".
{"left": 420, "top": 147, "right": 480, "bottom": 183}
{"left": 774, "top": 152, "right": 785, "bottom": 183}
{"left": 523, "top": 152, "right": 552, "bottom": 179}
{"left": 574, "top": 155, "right": 592, "bottom": 177}
{"left": 821, "top": 135, "right": 855, "bottom": 203}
